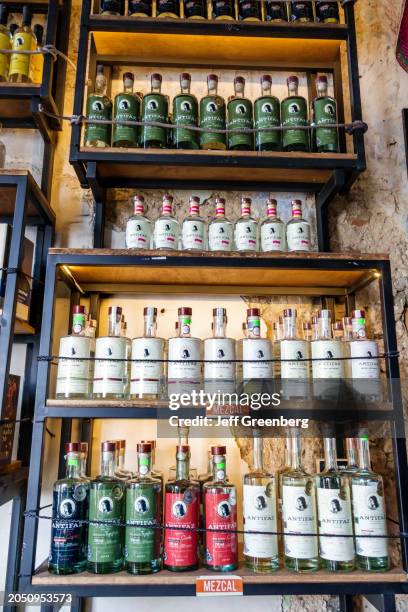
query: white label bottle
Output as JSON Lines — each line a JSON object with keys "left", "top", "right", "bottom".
{"left": 204, "top": 307, "right": 236, "bottom": 394}
{"left": 242, "top": 308, "right": 272, "bottom": 380}
{"left": 286, "top": 199, "right": 311, "bottom": 252}
{"left": 311, "top": 309, "right": 344, "bottom": 379}
{"left": 56, "top": 305, "right": 91, "bottom": 399}
{"left": 182, "top": 196, "right": 206, "bottom": 251}
{"left": 167, "top": 307, "right": 202, "bottom": 396}
{"left": 260, "top": 198, "right": 286, "bottom": 252}
{"left": 154, "top": 194, "right": 180, "bottom": 250}
{"left": 125, "top": 194, "right": 152, "bottom": 249}
{"left": 131, "top": 306, "right": 165, "bottom": 398}
{"left": 234, "top": 197, "right": 258, "bottom": 252}
{"left": 208, "top": 198, "right": 233, "bottom": 252}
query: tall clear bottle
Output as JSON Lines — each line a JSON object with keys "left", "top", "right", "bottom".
{"left": 241, "top": 308, "right": 273, "bottom": 381}
{"left": 312, "top": 75, "right": 339, "bottom": 153}
{"left": 9, "top": 6, "right": 36, "bottom": 83}
{"left": 0, "top": 5, "right": 10, "bottom": 83}
{"left": 346, "top": 309, "right": 380, "bottom": 380}
{"left": 343, "top": 438, "right": 359, "bottom": 475}
{"left": 141, "top": 74, "right": 168, "bottom": 149}
{"left": 167, "top": 307, "right": 202, "bottom": 395}
{"left": 199, "top": 74, "right": 226, "bottom": 150}
{"left": 131, "top": 307, "right": 165, "bottom": 399}
{"left": 154, "top": 194, "right": 180, "bottom": 250}
{"left": 112, "top": 72, "right": 141, "bottom": 148}
{"left": 234, "top": 197, "right": 258, "bottom": 252}
{"left": 204, "top": 308, "right": 236, "bottom": 394}
{"left": 173, "top": 73, "right": 199, "bottom": 150}
{"left": 93, "top": 306, "right": 130, "bottom": 399}
{"left": 316, "top": 438, "right": 355, "bottom": 571}
{"left": 84, "top": 65, "right": 112, "bottom": 148}
{"left": 280, "top": 308, "right": 310, "bottom": 381}
{"left": 281, "top": 76, "right": 309, "bottom": 152}
{"left": 351, "top": 436, "right": 389, "bottom": 571}
{"left": 208, "top": 198, "right": 233, "bottom": 252}
{"left": 56, "top": 305, "right": 91, "bottom": 399}
{"left": 260, "top": 198, "right": 286, "bottom": 252}
{"left": 227, "top": 76, "right": 254, "bottom": 151}
{"left": 243, "top": 432, "right": 279, "bottom": 572}
{"left": 311, "top": 309, "right": 344, "bottom": 379}
{"left": 182, "top": 196, "right": 206, "bottom": 251}
{"left": 125, "top": 194, "right": 152, "bottom": 249}
{"left": 254, "top": 75, "right": 281, "bottom": 152}
{"left": 286, "top": 200, "right": 311, "bottom": 252}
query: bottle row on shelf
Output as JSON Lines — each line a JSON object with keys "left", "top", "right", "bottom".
{"left": 85, "top": 72, "right": 340, "bottom": 153}
{"left": 49, "top": 435, "right": 390, "bottom": 576}
{"left": 96, "top": 0, "right": 341, "bottom": 24}
{"left": 55, "top": 304, "right": 381, "bottom": 400}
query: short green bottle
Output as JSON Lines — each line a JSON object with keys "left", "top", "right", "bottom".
{"left": 141, "top": 73, "right": 169, "bottom": 149}
{"left": 227, "top": 76, "right": 254, "bottom": 151}
{"left": 254, "top": 74, "right": 281, "bottom": 152}
{"left": 312, "top": 75, "right": 339, "bottom": 153}
{"left": 281, "top": 76, "right": 309, "bottom": 152}
{"left": 113, "top": 72, "right": 141, "bottom": 148}
{"left": 84, "top": 65, "right": 112, "bottom": 148}
{"left": 200, "top": 74, "right": 226, "bottom": 151}
{"left": 172, "top": 73, "right": 199, "bottom": 150}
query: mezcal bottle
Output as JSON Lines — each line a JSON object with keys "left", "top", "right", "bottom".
{"left": 242, "top": 308, "right": 273, "bottom": 381}
{"left": 87, "top": 442, "right": 125, "bottom": 574}
{"left": 316, "top": 437, "right": 355, "bottom": 571}
{"left": 208, "top": 197, "right": 233, "bottom": 251}
{"left": 351, "top": 436, "right": 389, "bottom": 571}
{"left": 286, "top": 200, "right": 311, "bottom": 252}
{"left": 238, "top": 0, "right": 261, "bottom": 21}
{"left": 167, "top": 307, "right": 202, "bottom": 395}
{"left": 347, "top": 310, "right": 380, "bottom": 380}
{"left": 281, "top": 435, "right": 319, "bottom": 572}
{"left": 164, "top": 444, "right": 200, "bottom": 571}
{"left": 173, "top": 73, "right": 199, "bottom": 150}
{"left": 100, "top": 0, "right": 125, "bottom": 14}
{"left": 125, "top": 194, "right": 152, "bottom": 249}
{"left": 200, "top": 75, "right": 226, "bottom": 150}
{"left": 204, "top": 446, "right": 238, "bottom": 571}
{"left": 344, "top": 438, "right": 359, "bottom": 475}
{"left": 93, "top": 306, "right": 130, "bottom": 399}
{"left": 141, "top": 73, "right": 168, "bottom": 148}
{"left": 0, "top": 6, "right": 10, "bottom": 83}
{"left": 130, "top": 306, "right": 165, "bottom": 398}
{"left": 156, "top": 0, "right": 180, "bottom": 18}
{"left": 125, "top": 442, "right": 162, "bottom": 574}
{"left": 289, "top": 1, "right": 314, "bottom": 22}
{"left": 182, "top": 196, "right": 206, "bottom": 251}
{"left": 311, "top": 309, "right": 344, "bottom": 379}
{"left": 84, "top": 65, "right": 112, "bottom": 148}
{"left": 312, "top": 75, "right": 339, "bottom": 153}
{"left": 265, "top": 1, "right": 288, "bottom": 20}
{"left": 129, "top": 0, "right": 152, "bottom": 16}
{"left": 227, "top": 76, "right": 254, "bottom": 151}
{"left": 56, "top": 305, "right": 91, "bottom": 399}
{"left": 260, "top": 198, "right": 286, "bottom": 252}
{"left": 204, "top": 307, "right": 236, "bottom": 394}
{"left": 254, "top": 75, "right": 281, "bottom": 152}
{"left": 282, "top": 76, "right": 309, "bottom": 152}
{"left": 184, "top": 0, "right": 206, "bottom": 18}
{"left": 153, "top": 194, "right": 180, "bottom": 250}
{"left": 211, "top": 0, "right": 235, "bottom": 19}
{"left": 112, "top": 72, "right": 141, "bottom": 148}
{"left": 243, "top": 432, "right": 279, "bottom": 572}
{"left": 280, "top": 308, "right": 310, "bottom": 380}
{"left": 29, "top": 24, "right": 44, "bottom": 84}
{"left": 9, "top": 6, "right": 36, "bottom": 83}
{"left": 315, "top": 1, "right": 339, "bottom": 23}
{"left": 49, "top": 443, "right": 89, "bottom": 575}
{"left": 234, "top": 197, "right": 258, "bottom": 252}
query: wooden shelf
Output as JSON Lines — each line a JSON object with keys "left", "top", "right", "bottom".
{"left": 14, "top": 317, "right": 36, "bottom": 335}
{"left": 0, "top": 169, "right": 55, "bottom": 222}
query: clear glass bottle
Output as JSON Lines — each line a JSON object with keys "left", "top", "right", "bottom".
{"left": 315, "top": 1, "right": 340, "bottom": 23}
{"left": 167, "top": 307, "right": 202, "bottom": 396}
{"left": 0, "top": 5, "right": 10, "bottom": 83}
{"left": 289, "top": 1, "right": 314, "bottom": 22}
{"left": 227, "top": 76, "right": 254, "bottom": 151}
{"left": 351, "top": 437, "right": 389, "bottom": 571}
{"left": 286, "top": 200, "right": 311, "bottom": 252}
{"left": 125, "top": 195, "right": 152, "bottom": 249}
{"left": 281, "top": 435, "right": 319, "bottom": 572}
{"left": 125, "top": 442, "right": 162, "bottom": 574}
{"left": 254, "top": 75, "right": 281, "bottom": 152}
{"left": 100, "top": 0, "right": 125, "bottom": 15}
{"left": 204, "top": 308, "right": 236, "bottom": 394}
{"left": 129, "top": 0, "right": 152, "bottom": 16}
{"left": 173, "top": 73, "right": 199, "bottom": 150}
{"left": 211, "top": 0, "right": 235, "bottom": 20}
{"left": 184, "top": 0, "right": 206, "bottom": 18}
{"left": 49, "top": 443, "right": 89, "bottom": 575}
{"left": 346, "top": 309, "right": 380, "bottom": 380}
{"left": 204, "top": 445, "right": 238, "bottom": 571}
{"left": 272, "top": 319, "right": 282, "bottom": 379}
{"left": 312, "top": 75, "right": 339, "bottom": 153}
{"left": 56, "top": 305, "right": 91, "bottom": 399}
{"left": 154, "top": 194, "right": 180, "bottom": 250}
{"left": 238, "top": 0, "right": 261, "bottom": 21}
{"left": 113, "top": 72, "right": 141, "bottom": 148}
{"left": 260, "top": 198, "right": 286, "bottom": 252}
{"left": 164, "top": 444, "right": 200, "bottom": 571}
{"left": 93, "top": 306, "right": 130, "bottom": 399}
{"left": 281, "top": 76, "right": 309, "bottom": 152}
{"left": 316, "top": 437, "right": 355, "bottom": 572}
{"left": 9, "top": 6, "right": 36, "bottom": 83}
{"left": 280, "top": 308, "right": 310, "bottom": 380}
{"left": 130, "top": 306, "right": 165, "bottom": 399}
{"left": 241, "top": 308, "right": 273, "bottom": 381}
{"left": 234, "top": 197, "right": 258, "bottom": 252}
{"left": 141, "top": 73, "right": 168, "bottom": 149}
{"left": 29, "top": 24, "right": 44, "bottom": 85}
{"left": 182, "top": 196, "right": 206, "bottom": 251}
{"left": 200, "top": 75, "right": 226, "bottom": 151}
{"left": 243, "top": 432, "right": 279, "bottom": 572}
{"left": 265, "top": 1, "right": 288, "bottom": 21}
{"left": 84, "top": 65, "right": 112, "bottom": 148}
{"left": 208, "top": 197, "right": 233, "bottom": 251}
{"left": 87, "top": 441, "right": 125, "bottom": 574}
{"left": 344, "top": 438, "right": 359, "bottom": 475}
{"left": 311, "top": 309, "right": 344, "bottom": 379}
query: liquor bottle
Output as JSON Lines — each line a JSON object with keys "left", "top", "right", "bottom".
{"left": 280, "top": 308, "right": 310, "bottom": 380}
{"left": 265, "top": 1, "right": 288, "bottom": 20}
{"left": 0, "top": 6, "right": 10, "bottom": 83}
{"left": 344, "top": 438, "right": 359, "bottom": 475}
{"left": 281, "top": 435, "right": 319, "bottom": 572}
{"left": 211, "top": 0, "right": 235, "bottom": 19}
{"left": 208, "top": 197, "right": 233, "bottom": 251}
{"left": 277, "top": 434, "right": 292, "bottom": 518}
{"left": 182, "top": 196, "right": 206, "bottom": 251}
{"left": 56, "top": 305, "right": 91, "bottom": 399}
{"left": 184, "top": 0, "right": 206, "bottom": 19}
{"left": 254, "top": 75, "right": 281, "bottom": 152}
{"left": 260, "top": 198, "right": 286, "bottom": 252}
{"left": 200, "top": 75, "right": 226, "bottom": 150}
{"left": 281, "top": 76, "right": 309, "bottom": 152}
{"left": 173, "top": 73, "right": 199, "bottom": 150}
{"left": 100, "top": 0, "right": 125, "bottom": 14}
{"left": 49, "top": 443, "right": 89, "bottom": 575}
{"left": 242, "top": 308, "right": 273, "bottom": 380}
{"left": 125, "top": 442, "right": 162, "bottom": 574}
{"left": 227, "top": 76, "right": 254, "bottom": 151}
{"left": 29, "top": 24, "right": 44, "bottom": 84}
{"left": 164, "top": 444, "right": 200, "bottom": 571}
{"left": 272, "top": 319, "right": 282, "bottom": 378}
{"left": 167, "top": 307, "right": 202, "bottom": 395}
{"left": 141, "top": 439, "right": 164, "bottom": 485}
{"left": 9, "top": 6, "right": 36, "bottom": 83}
{"left": 168, "top": 424, "right": 199, "bottom": 481}
{"left": 129, "top": 0, "right": 152, "bottom": 16}
{"left": 130, "top": 306, "right": 165, "bottom": 399}
{"left": 156, "top": 0, "right": 180, "bottom": 18}
{"left": 347, "top": 310, "right": 380, "bottom": 380}
{"left": 154, "top": 195, "right": 178, "bottom": 249}
{"left": 112, "top": 72, "right": 141, "bottom": 148}
{"left": 125, "top": 195, "right": 152, "bottom": 249}
{"left": 234, "top": 197, "right": 258, "bottom": 252}
{"left": 289, "top": 1, "right": 314, "bottom": 22}
{"left": 316, "top": 438, "right": 355, "bottom": 571}
{"left": 204, "top": 446, "right": 238, "bottom": 572}
{"left": 315, "top": 1, "right": 340, "bottom": 23}
{"left": 141, "top": 74, "right": 168, "bottom": 149}
{"left": 286, "top": 200, "right": 311, "bottom": 252}
{"left": 351, "top": 437, "right": 389, "bottom": 571}
{"left": 311, "top": 309, "right": 344, "bottom": 379}
{"left": 84, "top": 65, "right": 112, "bottom": 148}
{"left": 204, "top": 308, "right": 236, "bottom": 394}
{"left": 87, "top": 442, "right": 125, "bottom": 573}
{"left": 243, "top": 432, "right": 279, "bottom": 572}
{"left": 312, "top": 75, "right": 339, "bottom": 153}
{"left": 93, "top": 306, "right": 130, "bottom": 399}
{"left": 238, "top": 0, "right": 261, "bottom": 20}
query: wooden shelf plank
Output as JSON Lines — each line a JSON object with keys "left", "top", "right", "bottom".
{"left": 14, "top": 317, "right": 36, "bottom": 335}
{"left": 0, "top": 169, "right": 55, "bottom": 222}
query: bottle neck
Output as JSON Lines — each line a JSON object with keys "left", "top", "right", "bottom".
{"left": 234, "top": 87, "right": 244, "bottom": 99}
{"left": 215, "top": 204, "right": 225, "bottom": 218}
{"left": 177, "top": 425, "right": 189, "bottom": 446}
{"left": 212, "top": 454, "right": 227, "bottom": 481}
{"left": 101, "top": 451, "right": 116, "bottom": 477}
{"left": 138, "top": 452, "right": 152, "bottom": 478}
{"left": 181, "top": 83, "right": 191, "bottom": 95}
{"left": 66, "top": 452, "right": 81, "bottom": 479}
{"left": 290, "top": 436, "right": 302, "bottom": 471}
{"left": 80, "top": 453, "right": 87, "bottom": 477}
{"left": 123, "top": 80, "right": 134, "bottom": 94}
{"left": 213, "top": 315, "right": 226, "bottom": 338}
{"left": 161, "top": 200, "right": 173, "bottom": 216}
{"left": 119, "top": 447, "right": 125, "bottom": 469}
{"left": 283, "top": 314, "right": 297, "bottom": 340}
{"left": 284, "top": 435, "right": 292, "bottom": 468}
{"left": 288, "top": 84, "right": 298, "bottom": 97}
{"left": 178, "top": 314, "right": 192, "bottom": 337}
{"left": 318, "top": 316, "right": 332, "bottom": 340}
{"left": 247, "top": 315, "right": 261, "bottom": 339}
{"left": 144, "top": 315, "right": 157, "bottom": 338}
{"left": 176, "top": 451, "right": 190, "bottom": 481}
{"left": 95, "top": 74, "right": 107, "bottom": 96}
{"left": 317, "top": 84, "right": 328, "bottom": 98}
{"left": 346, "top": 438, "right": 359, "bottom": 469}
{"left": 72, "top": 313, "right": 86, "bottom": 336}
{"left": 323, "top": 438, "right": 338, "bottom": 472}
{"left": 358, "top": 437, "right": 371, "bottom": 471}
{"left": 241, "top": 201, "right": 251, "bottom": 218}
{"left": 261, "top": 83, "right": 272, "bottom": 97}
{"left": 152, "top": 82, "right": 162, "bottom": 94}
{"left": 253, "top": 435, "right": 263, "bottom": 472}
{"left": 108, "top": 313, "right": 121, "bottom": 337}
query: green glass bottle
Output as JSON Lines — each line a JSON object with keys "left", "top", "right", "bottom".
{"left": 312, "top": 75, "right": 339, "bottom": 153}
{"left": 227, "top": 76, "right": 254, "bottom": 151}
{"left": 254, "top": 74, "right": 281, "bottom": 152}
{"left": 87, "top": 441, "right": 125, "bottom": 574}
{"left": 84, "top": 65, "right": 112, "bottom": 148}
{"left": 281, "top": 76, "right": 309, "bottom": 152}
{"left": 125, "top": 442, "right": 162, "bottom": 574}
{"left": 200, "top": 74, "right": 226, "bottom": 151}
{"left": 113, "top": 72, "right": 141, "bottom": 149}
{"left": 141, "top": 73, "right": 168, "bottom": 149}
{"left": 173, "top": 73, "right": 199, "bottom": 150}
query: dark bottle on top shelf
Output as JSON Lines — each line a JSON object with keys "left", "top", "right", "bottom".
{"left": 128, "top": 0, "right": 153, "bottom": 16}
{"left": 254, "top": 74, "right": 281, "bottom": 151}
{"left": 289, "top": 1, "right": 314, "bottom": 22}
{"left": 112, "top": 72, "right": 141, "bottom": 148}
{"left": 184, "top": 0, "right": 207, "bottom": 19}
{"left": 227, "top": 76, "right": 254, "bottom": 151}
{"left": 265, "top": 1, "right": 288, "bottom": 21}
{"left": 211, "top": 0, "right": 235, "bottom": 20}
{"left": 237, "top": 0, "right": 261, "bottom": 21}
{"left": 141, "top": 73, "right": 169, "bottom": 148}
{"left": 156, "top": 0, "right": 180, "bottom": 18}
{"left": 173, "top": 73, "right": 199, "bottom": 150}
{"left": 281, "top": 75, "right": 309, "bottom": 152}
{"left": 99, "top": 0, "right": 125, "bottom": 15}
{"left": 315, "top": 1, "right": 340, "bottom": 23}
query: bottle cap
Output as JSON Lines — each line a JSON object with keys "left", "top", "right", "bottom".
{"left": 283, "top": 308, "right": 296, "bottom": 317}
{"left": 352, "top": 309, "right": 365, "bottom": 319}
{"left": 247, "top": 308, "right": 260, "bottom": 317}
{"left": 189, "top": 196, "right": 200, "bottom": 214}
{"left": 163, "top": 194, "right": 173, "bottom": 202}
{"left": 215, "top": 197, "right": 226, "bottom": 216}
{"left": 132, "top": 194, "right": 145, "bottom": 214}
{"left": 180, "top": 73, "right": 191, "bottom": 88}
{"left": 144, "top": 306, "right": 157, "bottom": 317}
{"left": 235, "top": 76, "right": 245, "bottom": 86}
{"left": 65, "top": 442, "right": 81, "bottom": 452}
{"left": 101, "top": 441, "right": 116, "bottom": 452}
{"left": 261, "top": 74, "right": 272, "bottom": 84}
{"left": 178, "top": 307, "right": 192, "bottom": 316}
{"left": 22, "top": 6, "right": 32, "bottom": 25}
{"left": 213, "top": 307, "right": 227, "bottom": 317}
{"left": 137, "top": 442, "right": 152, "bottom": 453}
{"left": 266, "top": 198, "right": 277, "bottom": 216}
{"left": 177, "top": 444, "right": 190, "bottom": 452}
{"left": 108, "top": 306, "right": 122, "bottom": 315}
{"left": 208, "top": 74, "right": 218, "bottom": 83}
{"left": 72, "top": 305, "right": 86, "bottom": 314}
{"left": 123, "top": 72, "right": 134, "bottom": 82}
{"left": 151, "top": 73, "right": 162, "bottom": 83}
{"left": 141, "top": 439, "right": 156, "bottom": 449}
{"left": 215, "top": 197, "right": 225, "bottom": 205}
{"left": 211, "top": 445, "right": 226, "bottom": 455}
{"left": 287, "top": 75, "right": 299, "bottom": 87}
{"left": 316, "top": 75, "right": 328, "bottom": 85}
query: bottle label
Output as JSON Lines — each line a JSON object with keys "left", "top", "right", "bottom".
{"left": 113, "top": 93, "right": 140, "bottom": 146}
{"left": 242, "top": 338, "right": 273, "bottom": 380}
{"left": 238, "top": 0, "right": 261, "bottom": 20}
{"left": 184, "top": 0, "right": 206, "bottom": 18}
{"left": 315, "top": 1, "right": 339, "bottom": 22}
{"left": 129, "top": 0, "right": 152, "bottom": 15}
{"left": 281, "top": 96, "right": 309, "bottom": 149}
{"left": 352, "top": 482, "right": 388, "bottom": 558}
{"left": 349, "top": 340, "right": 380, "bottom": 379}
{"left": 168, "top": 337, "right": 202, "bottom": 381}
{"left": 212, "top": 0, "right": 235, "bottom": 18}
{"left": 0, "top": 32, "right": 11, "bottom": 79}
{"left": 154, "top": 217, "right": 179, "bottom": 250}
{"left": 49, "top": 485, "right": 89, "bottom": 568}
{"left": 286, "top": 221, "right": 310, "bottom": 252}
{"left": 314, "top": 97, "right": 339, "bottom": 150}
{"left": 125, "top": 485, "right": 160, "bottom": 563}
{"left": 93, "top": 337, "right": 128, "bottom": 395}
{"left": 141, "top": 93, "right": 168, "bottom": 146}
{"left": 205, "top": 490, "right": 238, "bottom": 568}
{"left": 265, "top": 1, "right": 287, "bottom": 20}
{"left": 290, "top": 1, "right": 313, "bottom": 21}
{"left": 208, "top": 220, "right": 232, "bottom": 251}
{"left": 131, "top": 337, "right": 164, "bottom": 396}
{"left": 227, "top": 99, "right": 254, "bottom": 149}
{"left": 164, "top": 488, "right": 199, "bottom": 567}
{"left": 182, "top": 219, "right": 205, "bottom": 250}
{"left": 126, "top": 217, "right": 151, "bottom": 249}
{"left": 204, "top": 338, "right": 235, "bottom": 380}
{"left": 282, "top": 483, "right": 318, "bottom": 559}
{"left": 9, "top": 31, "right": 35, "bottom": 78}
{"left": 199, "top": 96, "right": 226, "bottom": 148}
{"left": 234, "top": 219, "right": 258, "bottom": 251}
{"left": 317, "top": 486, "right": 354, "bottom": 562}
{"left": 173, "top": 94, "right": 198, "bottom": 148}
{"left": 280, "top": 340, "right": 309, "bottom": 379}
{"left": 311, "top": 340, "right": 344, "bottom": 379}
{"left": 243, "top": 484, "right": 278, "bottom": 559}
{"left": 56, "top": 336, "right": 91, "bottom": 396}
{"left": 157, "top": 0, "right": 180, "bottom": 15}
{"left": 254, "top": 97, "right": 280, "bottom": 149}
{"left": 261, "top": 220, "right": 285, "bottom": 251}
{"left": 85, "top": 94, "right": 112, "bottom": 146}
{"left": 87, "top": 483, "right": 124, "bottom": 564}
